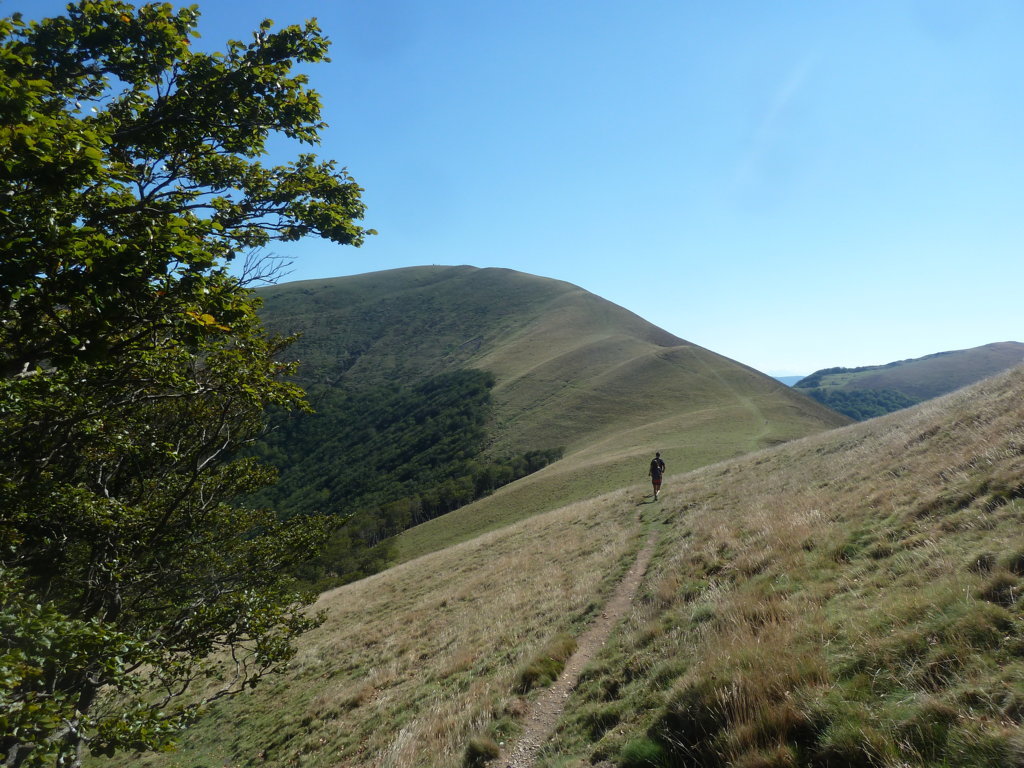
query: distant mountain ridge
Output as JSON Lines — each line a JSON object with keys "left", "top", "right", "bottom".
{"left": 794, "top": 341, "right": 1024, "bottom": 420}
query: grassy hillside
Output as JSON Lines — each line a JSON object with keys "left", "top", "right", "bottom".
{"left": 109, "top": 364, "right": 1024, "bottom": 768}
{"left": 255, "top": 265, "right": 847, "bottom": 565}
{"left": 545, "top": 363, "right": 1024, "bottom": 767}
{"left": 795, "top": 341, "right": 1024, "bottom": 420}
{"left": 256, "top": 266, "right": 595, "bottom": 389}
{"left": 257, "top": 263, "right": 829, "bottom": 461}
{"left": 391, "top": 344, "right": 846, "bottom": 564}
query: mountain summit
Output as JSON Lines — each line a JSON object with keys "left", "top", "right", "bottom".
{"left": 256, "top": 266, "right": 847, "bottom": 553}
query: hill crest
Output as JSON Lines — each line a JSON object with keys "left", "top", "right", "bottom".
{"left": 256, "top": 264, "right": 846, "bottom": 503}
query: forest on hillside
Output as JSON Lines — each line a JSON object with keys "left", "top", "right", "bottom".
{"left": 800, "top": 387, "right": 920, "bottom": 421}
{"left": 248, "top": 369, "right": 562, "bottom": 584}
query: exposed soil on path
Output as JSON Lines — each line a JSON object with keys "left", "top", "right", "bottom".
{"left": 500, "top": 527, "right": 659, "bottom": 768}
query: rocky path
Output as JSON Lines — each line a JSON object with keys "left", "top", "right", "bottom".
{"left": 500, "top": 528, "right": 659, "bottom": 768}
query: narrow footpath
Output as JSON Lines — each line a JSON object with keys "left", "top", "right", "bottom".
{"left": 501, "top": 528, "right": 659, "bottom": 768}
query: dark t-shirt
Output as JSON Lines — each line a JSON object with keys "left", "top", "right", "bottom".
{"left": 650, "top": 458, "right": 665, "bottom": 478}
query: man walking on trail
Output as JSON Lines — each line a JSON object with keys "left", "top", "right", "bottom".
{"left": 649, "top": 452, "right": 665, "bottom": 500}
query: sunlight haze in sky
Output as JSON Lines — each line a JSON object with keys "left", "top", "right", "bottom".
{"left": 20, "top": 0, "right": 1024, "bottom": 376}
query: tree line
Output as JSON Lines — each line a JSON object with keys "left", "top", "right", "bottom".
{"left": 802, "top": 387, "right": 920, "bottom": 421}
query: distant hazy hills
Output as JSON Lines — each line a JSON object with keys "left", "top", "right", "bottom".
{"left": 254, "top": 266, "right": 847, "bottom": 558}
{"left": 795, "top": 341, "right": 1024, "bottom": 420}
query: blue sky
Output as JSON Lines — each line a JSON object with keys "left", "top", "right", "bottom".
{"left": 19, "top": 0, "right": 1024, "bottom": 375}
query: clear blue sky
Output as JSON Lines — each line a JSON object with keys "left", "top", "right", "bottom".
{"left": 19, "top": 0, "right": 1024, "bottom": 375}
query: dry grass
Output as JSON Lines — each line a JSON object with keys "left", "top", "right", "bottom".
{"left": 117, "top": 489, "right": 642, "bottom": 768}
{"left": 545, "top": 366, "right": 1024, "bottom": 767}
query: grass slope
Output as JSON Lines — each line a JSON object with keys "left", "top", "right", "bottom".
{"left": 548, "top": 364, "right": 1024, "bottom": 767}
{"left": 257, "top": 266, "right": 586, "bottom": 389}
{"left": 112, "top": 491, "right": 644, "bottom": 768}
{"left": 391, "top": 344, "right": 845, "bottom": 565}
{"left": 108, "top": 365, "right": 1024, "bottom": 768}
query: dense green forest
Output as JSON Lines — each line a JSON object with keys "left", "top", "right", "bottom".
{"left": 249, "top": 369, "right": 562, "bottom": 584}
{"left": 801, "top": 387, "right": 919, "bottom": 420}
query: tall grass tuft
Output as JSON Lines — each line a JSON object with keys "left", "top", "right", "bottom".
{"left": 653, "top": 616, "right": 827, "bottom": 767}
{"left": 514, "top": 632, "right": 578, "bottom": 693}
{"left": 618, "top": 736, "right": 668, "bottom": 767}
{"left": 462, "top": 735, "right": 500, "bottom": 768}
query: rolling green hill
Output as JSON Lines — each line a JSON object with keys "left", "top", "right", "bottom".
{"left": 253, "top": 266, "right": 849, "bottom": 569}
{"left": 109, "top": 359, "right": 1024, "bottom": 768}
{"left": 794, "top": 341, "right": 1024, "bottom": 420}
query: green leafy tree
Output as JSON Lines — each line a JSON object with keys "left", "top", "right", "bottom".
{"left": 0, "top": 3, "right": 371, "bottom": 765}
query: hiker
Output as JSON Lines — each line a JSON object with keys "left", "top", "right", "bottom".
{"left": 648, "top": 452, "right": 665, "bottom": 500}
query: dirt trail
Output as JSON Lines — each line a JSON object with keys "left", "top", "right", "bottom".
{"left": 500, "top": 528, "right": 658, "bottom": 768}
